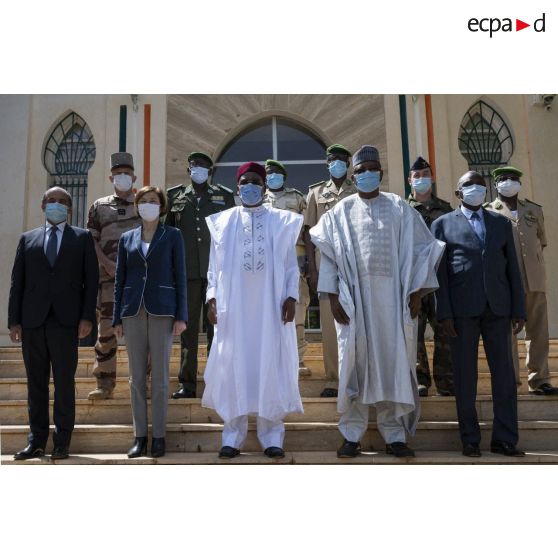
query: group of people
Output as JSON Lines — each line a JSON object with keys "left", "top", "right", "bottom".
{"left": 7, "top": 142, "right": 555, "bottom": 461}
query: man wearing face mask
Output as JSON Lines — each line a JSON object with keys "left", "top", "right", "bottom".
{"left": 407, "top": 156, "right": 454, "bottom": 397}
{"left": 87, "top": 152, "right": 142, "bottom": 400}
{"left": 8, "top": 187, "right": 98, "bottom": 460}
{"left": 202, "top": 162, "right": 303, "bottom": 459}
{"left": 166, "top": 152, "right": 236, "bottom": 399}
{"left": 485, "top": 166, "right": 557, "bottom": 396}
{"left": 310, "top": 145, "right": 445, "bottom": 458}
{"left": 432, "top": 171, "right": 526, "bottom": 457}
{"left": 263, "top": 159, "right": 312, "bottom": 377}
{"left": 304, "top": 144, "right": 357, "bottom": 397}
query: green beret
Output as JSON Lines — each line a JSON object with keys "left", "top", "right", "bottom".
{"left": 326, "top": 144, "right": 351, "bottom": 157}
{"left": 491, "top": 166, "right": 523, "bottom": 180}
{"left": 187, "top": 152, "right": 213, "bottom": 167}
{"left": 265, "top": 159, "right": 287, "bottom": 176}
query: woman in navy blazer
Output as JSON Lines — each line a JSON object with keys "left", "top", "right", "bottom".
{"left": 113, "top": 186, "right": 187, "bottom": 458}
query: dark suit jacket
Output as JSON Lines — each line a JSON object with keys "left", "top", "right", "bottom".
{"left": 8, "top": 225, "right": 99, "bottom": 329}
{"left": 113, "top": 224, "right": 187, "bottom": 326}
{"left": 432, "top": 207, "right": 525, "bottom": 320}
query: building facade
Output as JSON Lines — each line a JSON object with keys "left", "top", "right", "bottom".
{"left": 1, "top": 93, "right": 556, "bottom": 342}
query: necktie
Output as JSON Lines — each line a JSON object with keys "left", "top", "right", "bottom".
{"left": 470, "top": 213, "right": 485, "bottom": 246}
{"left": 46, "top": 226, "right": 58, "bottom": 267}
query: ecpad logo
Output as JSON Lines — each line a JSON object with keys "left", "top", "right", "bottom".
{"left": 468, "top": 13, "right": 546, "bottom": 37}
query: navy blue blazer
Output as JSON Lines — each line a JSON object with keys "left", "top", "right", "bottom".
{"left": 8, "top": 225, "right": 99, "bottom": 329}
{"left": 113, "top": 224, "right": 187, "bottom": 326}
{"left": 431, "top": 207, "right": 525, "bottom": 320}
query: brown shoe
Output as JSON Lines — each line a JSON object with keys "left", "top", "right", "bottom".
{"left": 88, "top": 387, "right": 113, "bottom": 400}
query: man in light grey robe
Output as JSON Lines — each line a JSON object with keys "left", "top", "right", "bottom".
{"left": 310, "top": 145, "right": 445, "bottom": 458}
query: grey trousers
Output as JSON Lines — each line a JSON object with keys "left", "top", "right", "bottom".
{"left": 122, "top": 306, "right": 174, "bottom": 438}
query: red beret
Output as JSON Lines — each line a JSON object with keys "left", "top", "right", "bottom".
{"left": 236, "top": 161, "right": 266, "bottom": 183}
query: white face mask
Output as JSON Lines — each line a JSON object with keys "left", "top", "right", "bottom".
{"left": 496, "top": 179, "right": 521, "bottom": 197}
{"left": 461, "top": 184, "right": 487, "bottom": 207}
{"left": 113, "top": 173, "right": 133, "bottom": 191}
{"left": 138, "top": 203, "right": 160, "bottom": 222}
{"left": 190, "top": 166, "right": 210, "bottom": 185}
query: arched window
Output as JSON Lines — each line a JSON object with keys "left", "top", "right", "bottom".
{"left": 458, "top": 100, "right": 514, "bottom": 200}
{"left": 43, "top": 112, "right": 96, "bottom": 227}
{"left": 212, "top": 116, "right": 328, "bottom": 193}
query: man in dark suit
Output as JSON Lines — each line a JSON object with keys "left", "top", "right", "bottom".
{"left": 432, "top": 171, "right": 526, "bottom": 458}
{"left": 8, "top": 187, "right": 99, "bottom": 460}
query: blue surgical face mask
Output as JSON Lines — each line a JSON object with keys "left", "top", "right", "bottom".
{"left": 355, "top": 170, "right": 381, "bottom": 193}
{"left": 239, "top": 183, "right": 263, "bottom": 206}
{"left": 461, "top": 184, "right": 486, "bottom": 207}
{"left": 412, "top": 177, "right": 432, "bottom": 194}
{"left": 190, "top": 166, "right": 209, "bottom": 185}
{"left": 45, "top": 202, "right": 68, "bottom": 224}
{"left": 266, "top": 173, "right": 284, "bottom": 190}
{"left": 328, "top": 159, "right": 348, "bottom": 179}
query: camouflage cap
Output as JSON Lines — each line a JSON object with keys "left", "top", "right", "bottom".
{"left": 265, "top": 159, "right": 287, "bottom": 176}
{"left": 326, "top": 144, "right": 351, "bottom": 157}
{"left": 491, "top": 166, "right": 523, "bottom": 180}
{"left": 110, "top": 152, "right": 134, "bottom": 170}
{"left": 187, "top": 152, "right": 213, "bottom": 167}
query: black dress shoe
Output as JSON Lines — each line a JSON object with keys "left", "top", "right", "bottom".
{"left": 172, "top": 384, "right": 196, "bottom": 399}
{"left": 490, "top": 441, "right": 525, "bottom": 456}
{"left": 264, "top": 447, "right": 285, "bottom": 458}
{"left": 51, "top": 446, "right": 70, "bottom": 460}
{"left": 13, "top": 443, "right": 45, "bottom": 460}
{"left": 386, "top": 442, "right": 415, "bottom": 457}
{"left": 462, "top": 443, "right": 481, "bottom": 457}
{"left": 219, "top": 446, "right": 240, "bottom": 459}
{"left": 418, "top": 385, "right": 428, "bottom": 397}
{"left": 151, "top": 437, "right": 165, "bottom": 458}
{"left": 128, "top": 436, "right": 148, "bottom": 458}
{"left": 337, "top": 439, "right": 361, "bottom": 458}
{"left": 530, "top": 383, "right": 558, "bottom": 396}
{"left": 320, "top": 388, "right": 338, "bottom": 398}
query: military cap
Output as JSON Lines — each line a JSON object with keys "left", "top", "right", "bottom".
{"left": 187, "top": 152, "right": 214, "bottom": 167}
{"left": 110, "top": 152, "right": 134, "bottom": 170}
{"left": 326, "top": 144, "right": 352, "bottom": 157}
{"left": 410, "top": 156, "right": 431, "bottom": 171}
{"left": 265, "top": 159, "right": 287, "bottom": 176}
{"left": 491, "top": 166, "right": 523, "bottom": 180}
{"left": 352, "top": 145, "right": 380, "bottom": 167}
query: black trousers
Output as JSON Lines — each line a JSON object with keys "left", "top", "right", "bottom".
{"left": 450, "top": 306, "right": 518, "bottom": 446}
{"left": 21, "top": 312, "right": 78, "bottom": 447}
{"left": 178, "top": 278, "right": 214, "bottom": 392}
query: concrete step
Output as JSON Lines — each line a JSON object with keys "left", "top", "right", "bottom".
{"left": 2, "top": 420, "right": 557, "bottom": 454}
{"left": 3, "top": 450, "right": 558, "bottom": 465}
{"left": 1, "top": 395, "right": 557, "bottom": 425}
{"left": 1, "top": 372, "right": 556, "bottom": 400}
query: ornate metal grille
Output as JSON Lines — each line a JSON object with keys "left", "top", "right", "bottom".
{"left": 458, "top": 101, "right": 514, "bottom": 201}
{"left": 43, "top": 112, "right": 96, "bottom": 227}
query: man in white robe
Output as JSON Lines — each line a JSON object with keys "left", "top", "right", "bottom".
{"left": 310, "top": 145, "right": 445, "bottom": 458}
{"left": 202, "top": 162, "right": 304, "bottom": 459}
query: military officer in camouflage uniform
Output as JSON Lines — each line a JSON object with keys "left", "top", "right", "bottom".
{"left": 486, "top": 166, "right": 558, "bottom": 395}
{"left": 263, "top": 159, "right": 312, "bottom": 377}
{"left": 303, "top": 144, "right": 357, "bottom": 397}
{"left": 407, "top": 156, "right": 454, "bottom": 397}
{"left": 87, "top": 152, "right": 142, "bottom": 399}
{"left": 166, "top": 152, "right": 236, "bottom": 398}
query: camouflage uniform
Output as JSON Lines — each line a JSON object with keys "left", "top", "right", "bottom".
{"left": 87, "top": 194, "right": 141, "bottom": 393}
{"left": 263, "top": 187, "right": 311, "bottom": 374}
{"left": 165, "top": 182, "right": 236, "bottom": 395}
{"left": 407, "top": 193, "right": 454, "bottom": 393}
{"left": 305, "top": 178, "right": 357, "bottom": 387}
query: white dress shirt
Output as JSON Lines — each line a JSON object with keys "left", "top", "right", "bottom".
{"left": 44, "top": 221, "right": 66, "bottom": 256}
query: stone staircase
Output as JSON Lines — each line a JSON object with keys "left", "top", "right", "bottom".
{"left": 2, "top": 341, "right": 558, "bottom": 465}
